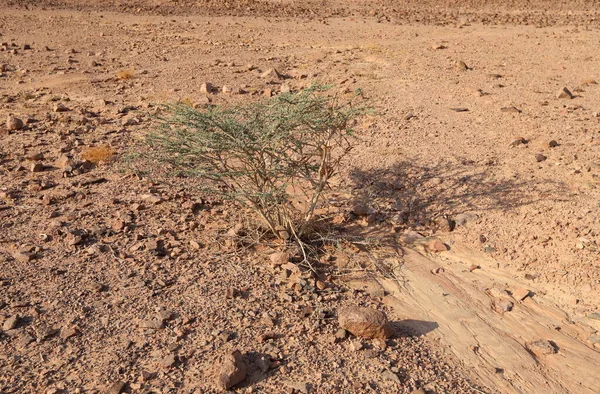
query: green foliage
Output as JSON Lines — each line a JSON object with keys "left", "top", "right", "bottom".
{"left": 146, "top": 85, "right": 366, "bottom": 239}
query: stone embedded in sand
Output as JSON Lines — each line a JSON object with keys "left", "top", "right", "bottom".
{"left": 106, "top": 381, "right": 126, "bottom": 394}
{"left": 215, "top": 350, "right": 247, "bottom": 390}
{"left": 54, "top": 103, "right": 70, "bottom": 112}
{"left": 580, "top": 78, "right": 597, "bottom": 86}
{"left": 6, "top": 115, "right": 24, "bottom": 131}
{"left": 527, "top": 339, "right": 558, "bottom": 355}
{"left": 200, "top": 82, "right": 214, "bottom": 94}
{"left": 456, "top": 60, "right": 469, "bottom": 71}
{"left": 557, "top": 87, "right": 573, "bottom": 99}
{"left": 160, "top": 352, "right": 176, "bottom": 368}
{"left": 548, "top": 140, "right": 559, "bottom": 148}
{"left": 351, "top": 203, "right": 376, "bottom": 216}
{"left": 435, "top": 217, "right": 455, "bottom": 232}
{"left": 280, "top": 83, "right": 291, "bottom": 93}
{"left": 426, "top": 239, "right": 448, "bottom": 253}
{"left": 13, "top": 251, "right": 33, "bottom": 263}
{"left": 512, "top": 287, "right": 531, "bottom": 301}
{"left": 338, "top": 306, "right": 393, "bottom": 340}
{"left": 260, "top": 68, "right": 283, "bottom": 80}
{"left": 2, "top": 315, "right": 19, "bottom": 331}
{"left": 535, "top": 153, "right": 547, "bottom": 162}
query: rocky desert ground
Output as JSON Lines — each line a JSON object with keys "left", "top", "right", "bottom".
{"left": 1, "top": 1, "right": 599, "bottom": 393}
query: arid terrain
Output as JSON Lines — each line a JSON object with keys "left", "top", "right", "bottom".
{"left": 1, "top": 1, "right": 599, "bottom": 393}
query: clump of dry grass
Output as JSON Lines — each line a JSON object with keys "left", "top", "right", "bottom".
{"left": 116, "top": 68, "right": 135, "bottom": 80}
{"left": 81, "top": 145, "right": 115, "bottom": 164}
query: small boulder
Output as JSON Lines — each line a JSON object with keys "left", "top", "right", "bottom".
{"left": 200, "top": 82, "right": 214, "bottom": 94}
{"left": 6, "top": 115, "right": 24, "bottom": 131}
{"left": 512, "top": 287, "right": 530, "bottom": 301}
{"left": 260, "top": 68, "right": 283, "bottom": 80}
{"left": 557, "top": 87, "right": 573, "bottom": 99}
{"left": 338, "top": 306, "right": 393, "bottom": 340}
{"left": 215, "top": 350, "right": 247, "bottom": 390}
{"left": 426, "top": 239, "right": 448, "bottom": 253}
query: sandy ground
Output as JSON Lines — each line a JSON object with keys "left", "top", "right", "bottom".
{"left": 1, "top": 1, "right": 599, "bottom": 393}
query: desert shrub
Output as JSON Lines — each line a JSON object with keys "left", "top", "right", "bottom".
{"left": 145, "top": 85, "right": 366, "bottom": 241}
{"left": 81, "top": 145, "right": 115, "bottom": 164}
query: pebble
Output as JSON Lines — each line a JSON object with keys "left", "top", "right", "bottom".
{"left": 382, "top": 369, "right": 401, "bottom": 385}
{"left": 200, "top": 82, "right": 214, "bottom": 94}
{"left": 160, "top": 352, "right": 176, "bottom": 368}
{"left": 435, "top": 217, "right": 455, "bottom": 232}
{"left": 106, "top": 381, "right": 125, "bottom": 394}
{"left": 512, "top": 287, "right": 530, "bottom": 301}
{"left": 535, "top": 153, "right": 547, "bottom": 162}
{"left": 54, "top": 103, "right": 70, "bottom": 112}
{"left": 2, "top": 314, "right": 19, "bottom": 331}
{"left": 13, "top": 251, "right": 33, "bottom": 263}
{"left": 557, "top": 87, "right": 574, "bottom": 99}
{"left": 285, "top": 381, "right": 309, "bottom": 394}
{"left": 6, "top": 115, "right": 24, "bottom": 131}
{"left": 456, "top": 60, "right": 469, "bottom": 71}
{"left": 338, "top": 306, "right": 393, "bottom": 339}
{"left": 548, "top": 140, "right": 559, "bottom": 148}
{"left": 139, "top": 319, "right": 164, "bottom": 329}
{"left": 60, "top": 326, "right": 78, "bottom": 339}
{"left": 270, "top": 251, "right": 289, "bottom": 267}
{"left": 215, "top": 350, "right": 247, "bottom": 390}
{"left": 426, "top": 239, "right": 448, "bottom": 253}
{"left": 527, "top": 339, "right": 558, "bottom": 355}
{"left": 260, "top": 68, "right": 283, "bottom": 79}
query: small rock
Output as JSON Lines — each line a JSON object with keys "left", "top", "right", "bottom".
{"left": 270, "top": 251, "right": 289, "bottom": 267}
{"left": 338, "top": 306, "right": 393, "bottom": 340}
{"left": 215, "top": 350, "right": 247, "bottom": 390}
{"left": 60, "top": 326, "right": 78, "bottom": 339}
{"left": 2, "top": 315, "right": 19, "bottom": 331}
{"left": 350, "top": 340, "right": 363, "bottom": 351}
{"left": 16, "top": 333, "right": 34, "bottom": 349}
{"left": 512, "top": 287, "right": 530, "bottom": 301}
{"left": 501, "top": 106, "right": 521, "bottom": 113}
{"left": 285, "top": 381, "right": 308, "bottom": 394}
{"left": 548, "top": 140, "right": 559, "bottom": 148}
{"left": 226, "top": 287, "right": 238, "bottom": 299}
{"left": 54, "top": 103, "right": 70, "bottom": 112}
{"left": 141, "top": 194, "right": 163, "bottom": 204}
{"left": 426, "top": 239, "right": 448, "bottom": 253}
{"left": 315, "top": 280, "right": 327, "bottom": 290}
{"left": 557, "top": 87, "right": 573, "bottom": 99}
{"left": 527, "top": 339, "right": 558, "bottom": 355}
{"left": 456, "top": 60, "right": 469, "bottom": 71}
{"left": 581, "top": 78, "right": 597, "bottom": 86}
{"left": 434, "top": 216, "right": 455, "bottom": 232}
{"left": 280, "top": 84, "right": 291, "bottom": 93}
{"left": 382, "top": 369, "right": 401, "bottom": 385}
{"left": 491, "top": 299, "right": 514, "bottom": 314}
{"left": 13, "top": 251, "right": 33, "bottom": 263}
{"left": 335, "top": 328, "right": 347, "bottom": 340}
{"left": 30, "top": 162, "right": 45, "bottom": 172}
{"left": 351, "top": 203, "right": 376, "bottom": 216}
{"left": 535, "top": 153, "right": 547, "bottom": 162}
{"left": 453, "top": 212, "right": 477, "bottom": 226}
{"left": 160, "top": 352, "right": 177, "bottom": 368}
{"left": 6, "top": 115, "right": 24, "bottom": 131}
{"left": 139, "top": 319, "right": 164, "bottom": 329}
{"left": 106, "top": 381, "right": 126, "bottom": 394}
{"left": 260, "top": 68, "right": 283, "bottom": 80}
{"left": 200, "top": 82, "right": 214, "bottom": 94}
{"left": 509, "top": 137, "right": 528, "bottom": 147}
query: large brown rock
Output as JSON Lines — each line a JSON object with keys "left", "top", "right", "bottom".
{"left": 338, "top": 306, "right": 393, "bottom": 340}
{"left": 215, "top": 350, "right": 247, "bottom": 390}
